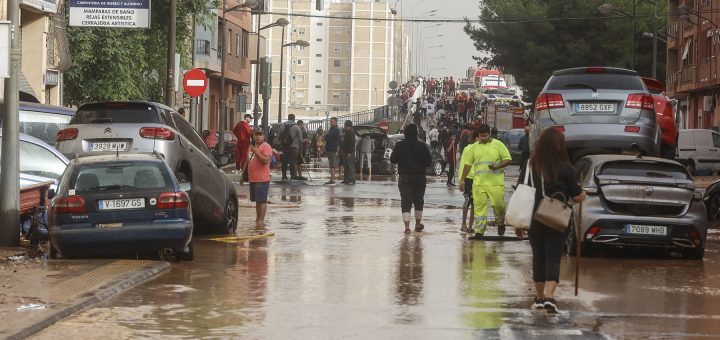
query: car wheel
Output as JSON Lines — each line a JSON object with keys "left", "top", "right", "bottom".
{"left": 686, "top": 160, "right": 696, "bottom": 176}
{"left": 431, "top": 161, "right": 443, "bottom": 176}
{"left": 175, "top": 240, "right": 194, "bottom": 261}
{"left": 218, "top": 196, "right": 238, "bottom": 234}
{"left": 682, "top": 247, "right": 705, "bottom": 259}
{"left": 709, "top": 193, "right": 720, "bottom": 221}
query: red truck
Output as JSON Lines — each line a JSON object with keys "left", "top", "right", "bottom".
{"left": 641, "top": 77, "right": 678, "bottom": 159}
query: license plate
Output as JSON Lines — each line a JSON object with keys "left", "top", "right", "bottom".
{"left": 91, "top": 142, "right": 127, "bottom": 152}
{"left": 96, "top": 223, "right": 123, "bottom": 228}
{"left": 625, "top": 224, "right": 667, "bottom": 236}
{"left": 98, "top": 198, "right": 145, "bottom": 210}
{"left": 575, "top": 103, "right": 615, "bottom": 113}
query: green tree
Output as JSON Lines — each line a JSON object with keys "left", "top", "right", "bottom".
{"left": 465, "top": 0, "right": 666, "bottom": 102}
{"left": 64, "top": 0, "right": 218, "bottom": 106}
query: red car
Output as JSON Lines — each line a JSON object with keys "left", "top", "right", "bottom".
{"left": 642, "top": 77, "right": 678, "bottom": 159}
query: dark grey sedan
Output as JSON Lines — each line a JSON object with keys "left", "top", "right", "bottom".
{"left": 569, "top": 155, "right": 707, "bottom": 259}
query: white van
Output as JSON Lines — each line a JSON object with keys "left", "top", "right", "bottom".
{"left": 677, "top": 129, "right": 720, "bottom": 175}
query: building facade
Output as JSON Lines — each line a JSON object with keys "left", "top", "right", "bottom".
{"left": 251, "top": 0, "right": 409, "bottom": 123}
{"left": 666, "top": 0, "right": 720, "bottom": 129}
{"left": 191, "top": 8, "right": 253, "bottom": 132}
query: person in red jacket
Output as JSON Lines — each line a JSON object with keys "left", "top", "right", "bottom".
{"left": 233, "top": 114, "right": 254, "bottom": 172}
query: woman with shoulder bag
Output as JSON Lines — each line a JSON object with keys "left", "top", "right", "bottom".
{"left": 515, "top": 127, "right": 586, "bottom": 314}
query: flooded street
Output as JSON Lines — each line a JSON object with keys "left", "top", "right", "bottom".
{"left": 32, "top": 167, "right": 720, "bottom": 339}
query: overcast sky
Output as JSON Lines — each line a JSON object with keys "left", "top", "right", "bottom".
{"left": 397, "top": 0, "right": 484, "bottom": 79}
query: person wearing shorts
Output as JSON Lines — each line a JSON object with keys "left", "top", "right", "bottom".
{"left": 248, "top": 128, "right": 273, "bottom": 227}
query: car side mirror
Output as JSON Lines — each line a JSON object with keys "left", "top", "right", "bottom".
{"left": 47, "top": 188, "right": 56, "bottom": 200}
{"left": 179, "top": 182, "right": 192, "bottom": 192}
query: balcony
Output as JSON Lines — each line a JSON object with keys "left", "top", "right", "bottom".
{"left": 666, "top": 71, "right": 679, "bottom": 94}
{"left": 681, "top": 66, "right": 696, "bottom": 84}
{"left": 195, "top": 39, "right": 211, "bottom": 56}
{"left": 668, "top": 22, "right": 679, "bottom": 48}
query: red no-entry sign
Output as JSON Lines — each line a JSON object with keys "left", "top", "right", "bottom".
{"left": 183, "top": 68, "right": 208, "bottom": 97}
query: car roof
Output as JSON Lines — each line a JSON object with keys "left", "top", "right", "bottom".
{"left": 552, "top": 67, "right": 638, "bottom": 77}
{"left": 17, "top": 101, "right": 76, "bottom": 115}
{"left": 77, "top": 100, "right": 173, "bottom": 111}
{"left": 579, "top": 154, "right": 682, "bottom": 166}
{"left": 71, "top": 153, "right": 165, "bottom": 164}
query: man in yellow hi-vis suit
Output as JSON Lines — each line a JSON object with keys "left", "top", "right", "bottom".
{"left": 459, "top": 124, "right": 512, "bottom": 237}
{"left": 459, "top": 130, "right": 480, "bottom": 233}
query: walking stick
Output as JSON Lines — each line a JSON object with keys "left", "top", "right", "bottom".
{"left": 575, "top": 201, "right": 583, "bottom": 296}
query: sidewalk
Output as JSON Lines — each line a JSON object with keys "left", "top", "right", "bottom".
{"left": 0, "top": 247, "right": 170, "bottom": 339}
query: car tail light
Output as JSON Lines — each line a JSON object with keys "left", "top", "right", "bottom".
{"left": 535, "top": 93, "right": 565, "bottom": 111}
{"left": 624, "top": 126, "right": 641, "bottom": 133}
{"left": 689, "top": 228, "right": 701, "bottom": 247}
{"left": 157, "top": 192, "right": 190, "bottom": 209}
{"left": 584, "top": 67, "right": 606, "bottom": 73}
{"left": 553, "top": 125, "right": 565, "bottom": 133}
{"left": 626, "top": 94, "right": 654, "bottom": 110}
{"left": 140, "top": 127, "right": 175, "bottom": 140}
{"left": 586, "top": 226, "right": 601, "bottom": 239}
{"left": 56, "top": 128, "right": 78, "bottom": 142}
{"left": 53, "top": 195, "right": 86, "bottom": 214}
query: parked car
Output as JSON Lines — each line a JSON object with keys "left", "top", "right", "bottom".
{"left": 569, "top": 155, "right": 707, "bottom": 259}
{"left": 0, "top": 101, "right": 76, "bottom": 147}
{"left": 48, "top": 153, "right": 194, "bottom": 260}
{"left": 703, "top": 178, "right": 720, "bottom": 223}
{"left": 352, "top": 125, "right": 387, "bottom": 174}
{"left": 383, "top": 134, "right": 446, "bottom": 176}
{"left": 0, "top": 131, "right": 70, "bottom": 190}
{"left": 55, "top": 101, "right": 238, "bottom": 234}
{"left": 531, "top": 67, "right": 661, "bottom": 162}
{"left": 677, "top": 129, "right": 720, "bottom": 175}
{"left": 641, "top": 77, "right": 678, "bottom": 159}
{"left": 499, "top": 128, "right": 525, "bottom": 163}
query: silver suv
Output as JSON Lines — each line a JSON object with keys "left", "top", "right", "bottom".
{"left": 55, "top": 101, "right": 238, "bottom": 234}
{"left": 531, "top": 67, "right": 660, "bottom": 161}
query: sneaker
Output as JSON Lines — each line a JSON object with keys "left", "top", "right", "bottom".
{"left": 531, "top": 297, "right": 545, "bottom": 310}
{"left": 498, "top": 225, "right": 506, "bottom": 236}
{"left": 544, "top": 298, "right": 559, "bottom": 314}
{"left": 324, "top": 180, "right": 336, "bottom": 185}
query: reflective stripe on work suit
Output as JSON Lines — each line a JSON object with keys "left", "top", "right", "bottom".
{"left": 465, "top": 139, "right": 512, "bottom": 235}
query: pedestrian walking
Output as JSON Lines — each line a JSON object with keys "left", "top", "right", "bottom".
{"left": 445, "top": 134, "right": 457, "bottom": 186}
{"left": 390, "top": 124, "right": 432, "bottom": 234}
{"left": 458, "top": 124, "right": 512, "bottom": 237}
{"left": 324, "top": 118, "right": 341, "bottom": 184}
{"left": 428, "top": 126, "right": 440, "bottom": 153}
{"left": 248, "top": 128, "right": 273, "bottom": 227}
{"left": 232, "top": 114, "right": 253, "bottom": 173}
{"left": 341, "top": 120, "right": 356, "bottom": 185}
{"left": 275, "top": 114, "right": 306, "bottom": 181}
{"left": 519, "top": 125, "right": 531, "bottom": 174}
{"left": 515, "top": 127, "right": 585, "bottom": 314}
{"left": 359, "top": 134, "right": 375, "bottom": 177}
{"left": 459, "top": 129, "right": 480, "bottom": 233}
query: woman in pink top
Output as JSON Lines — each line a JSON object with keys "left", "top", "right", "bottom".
{"left": 248, "top": 128, "right": 273, "bottom": 226}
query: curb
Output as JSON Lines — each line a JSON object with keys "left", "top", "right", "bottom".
{"left": 7, "top": 261, "right": 172, "bottom": 340}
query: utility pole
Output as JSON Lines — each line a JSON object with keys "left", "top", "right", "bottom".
{"left": 0, "top": 0, "right": 20, "bottom": 246}
{"left": 166, "top": 0, "right": 176, "bottom": 108}
{"left": 218, "top": 3, "right": 227, "bottom": 155}
{"left": 652, "top": 1, "right": 657, "bottom": 79}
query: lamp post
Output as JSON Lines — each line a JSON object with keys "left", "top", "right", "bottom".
{"left": 409, "top": 5, "right": 435, "bottom": 75}
{"left": 420, "top": 34, "right": 442, "bottom": 75}
{"left": 252, "top": 17, "right": 289, "bottom": 135}
{"left": 426, "top": 55, "right": 445, "bottom": 75}
{"left": 598, "top": 2, "right": 636, "bottom": 70}
{"left": 642, "top": 31, "right": 667, "bottom": 44}
{"left": 417, "top": 23, "right": 440, "bottom": 75}
{"left": 217, "top": 0, "right": 259, "bottom": 155}
{"left": 278, "top": 38, "right": 309, "bottom": 123}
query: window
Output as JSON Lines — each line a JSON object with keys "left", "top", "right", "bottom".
{"left": 296, "top": 90, "right": 305, "bottom": 98}
{"left": 298, "top": 28, "right": 305, "bottom": 35}
{"left": 172, "top": 113, "right": 212, "bottom": 158}
{"left": 73, "top": 162, "right": 170, "bottom": 191}
{"left": 332, "top": 92, "right": 340, "bottom": 99}
{"left": 242, "top": 30, "right": 249, "bottom": 57}
{"left": 316, "top": 69, "right": 322, "bottom": 73}
{"left": 333, "top": 60, "right": 341, "bottom": 67}
{"left": 707, "top": 34, "right": 713, "bottom": 61}
{"left": 316, "top": 53, "right": 322, "bottom": 57}
{"left": 297, "top": 45, "right": 305, "bottom": 51}
{"left": 295, "top": 74, "right": 305, "bottom": 82}
{"left": 317, "top": 22, "right": 323, "bottom": 26}
{"left": 297, "top": 59, "right": 304, "bottom": 66}
{"left": 332, "top": 75, "right": 342, "bottom": 84}
{"left": 235, "top": 33, "right": 241, "bottom": 55}
{"left": 315, "top": 101, "right": 322, "bottom": 105}
{"left": 228, "top": 29, "right": 233, "bottom": 55}
{"left": 333, "top": 45, "right": 341, "bottom": 52}
{"left": 14, "top": 141, "right": 67, "bottom": 180}
{"left": 683, "top": 39, "right": 694, "bottom": 67}
{"left": 713, "top": 132, "right": 720, "bottom": 148}
{"left": 316, "top": 38, "right": 323, "bottom": 42}
{"left": 315, "top": 85, "right": 321, "bottom": 88}
{"left": 334, "top": 28, "right": 342, "bottom": 35}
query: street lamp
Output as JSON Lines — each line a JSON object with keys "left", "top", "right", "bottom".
{"left": 423, "top": 45, "right": 443, "bottom": 76}
{"left": 417, "top": 23, "right": 441, "bottom": 75}
{"left": 642, "top": 31, "right": 667, "bottom": 44}
{"left": 420, "top": 34, "right": 442, "bottom": 75}
{"left": 278, "top": 38, "right": 309, "bottom": 123}
{"left": 217, "top": 0, "right": 259, "bottom": 155}
{"left": 426, "top": 55, "right": 445, "bottom": 75}
{"left": 252, "top": 17, "right": 289, "bottom": 135}
{"left": 598, "top": 2, "right": 636, "bottom": 71}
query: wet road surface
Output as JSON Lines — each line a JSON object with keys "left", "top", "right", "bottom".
{"left": 32, "top": 166, "right": 720, "bottom": 339}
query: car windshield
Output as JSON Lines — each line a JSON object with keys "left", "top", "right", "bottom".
{"left": 18, "top": 110, "right": 73, "bottom": 146}
{"left": 72, "top": 104, "right": 159, "bottom": 124}
{"left": 0, "top": 139, "right": 68, "bottom": 180}
{"left": 547, "top": 73, "right": 645, "bottom": 91}
{"left": 72, "top": 161, "right": 170, "bottom": 191}
{"left": 505, "top": 130, "right": 524, "bottom": 144}
{"left": 354, "top": 126, "right": 385, "bottom": 136}
{"left": 598, "top": 161, "right": 690, "bottom": 180}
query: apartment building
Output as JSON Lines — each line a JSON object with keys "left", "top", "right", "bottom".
{"left": 666, "top": 0, "right": 720, "bottom": 129}
{"left": 252, "top": 0, "right": 409, "bottom": 122}
{"left": 0, "top": 0, "right": 69, "bottom": 105}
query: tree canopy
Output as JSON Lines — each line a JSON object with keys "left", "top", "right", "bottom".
{"left": 64, "top": 0, "right": 217, "bottom": 106}
{"left": 465, "top": 0, "right": 667, "bottom": 102}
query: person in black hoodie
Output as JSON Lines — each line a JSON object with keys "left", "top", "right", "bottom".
{"left": 390, "top": 124, "right": 432, "bottom": 234}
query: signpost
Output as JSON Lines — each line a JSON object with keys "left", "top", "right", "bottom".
{"left": 69, "top": 0, "right": 151, "bottom": 28}
{"left": 182, "top": 68, "right": 208, "bottom": 98}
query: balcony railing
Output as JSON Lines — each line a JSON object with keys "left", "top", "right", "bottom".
{"left": 195, "top": 39, "right": 211, "bottom": 56}
{"left": 667, "top": 72, "right": 679, "bottom": 88}
{"left": 681, "top": 67, "right": 696, "bottom": 84}
{"left": 668, "top": 22, "right": 679, "bottom": 38}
